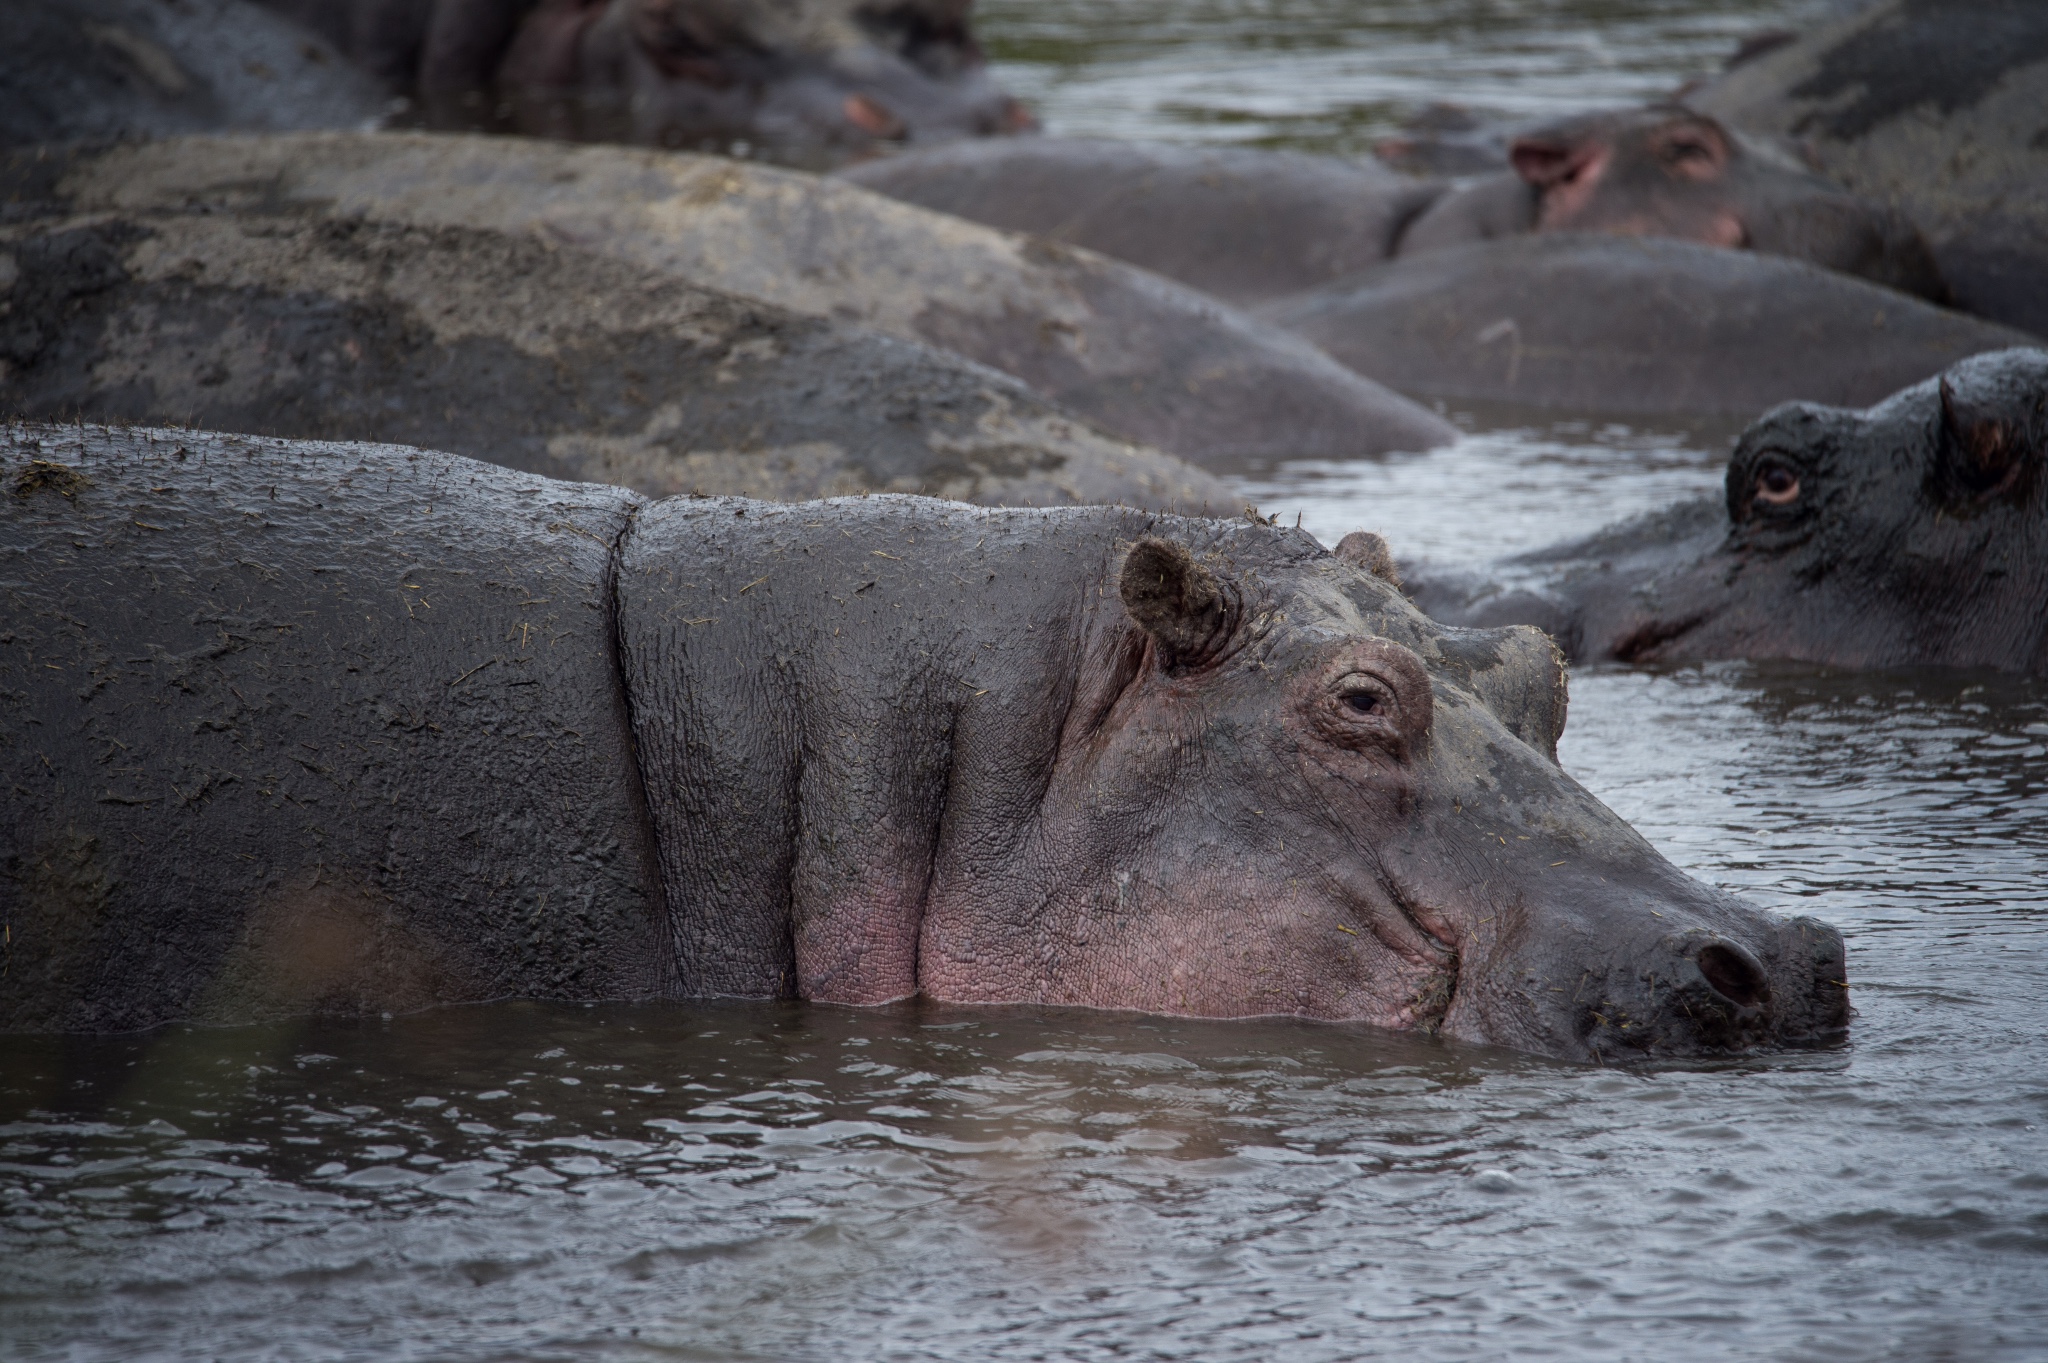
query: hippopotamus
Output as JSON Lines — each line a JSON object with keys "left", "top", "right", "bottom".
{"left": 1406, "top": 348, "right": 2048, "bottom": 672}
{"left": 0, "top": 0, "right": 386, "bottom": 149}
{"left": 1259, "top": 235, "right": 2034, "bottom": 420}
{"left": 0, "top": 421, "right": 1849, "bottom": 1063}
{"left": 6, "top": 133, "right": 1455, "bottom": 469}
{"left": 835, "top": 106, "right": 1946, "bottom": 308}
{"left": 252, "top": 0, "right": 1029, "bottom": 166}
{"left": 1687, "top": 0, "right": 2048, "bottom": 338}
{"left": 0, "top": 203, "right": 1226, "bottom": 511}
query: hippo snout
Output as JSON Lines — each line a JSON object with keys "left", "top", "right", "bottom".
{"left": 1572, "top": 915, "right": 1848, "bottom": 1060}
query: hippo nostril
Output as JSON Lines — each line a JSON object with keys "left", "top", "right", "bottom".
{"left": 1695, "top": 942, "right": 1768, "bottom": 1009}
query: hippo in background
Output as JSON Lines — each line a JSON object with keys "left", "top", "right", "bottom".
{"left": 0, "top": 0, "right": 387, "bottom": 149}
{"left": 0, "top": 203, "right": 1228, "bottom": 511}
{"left": 1396, "top": 105, "right": 1947, "bottom": 304}
{"left": 6, "top": 133, "right": 1456, "bottom": 469}
{"left": 1687, "top": 0, "right": 2048, "bottom": 338}
{"left": 253, "top": 0, "right": 1031, "bottom": 166}
{"left": 837, "top": 105, "right": 1945, "bottom": 307}
{"left": 1406, "top": 349, "right": 2048, "bottom": 673}
{"left": 1261, "top": 235, "right": 2033, "bottom": 421}
{"left": 0, "top": 421, "right": 1848, "bottom": 1063}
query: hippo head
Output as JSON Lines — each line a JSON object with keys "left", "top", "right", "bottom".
{"left": 1399, "top": 104, "right": 1945, "bottom": 300}
{"left": 916, "top": 526, "right": 1850, "bottom": 1062}
{"left": 1604, "top": 348, "right": 2048, "bottom": 671}
{"left": 1516, "top": 105, "right": 1946, "bottom": 298}
{"left": 504, "top": 0, "right": 1032, "bottom": 163}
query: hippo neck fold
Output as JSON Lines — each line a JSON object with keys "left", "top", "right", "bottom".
{"left": 613, "top": 496, "right": 1296, "bottom": 1004}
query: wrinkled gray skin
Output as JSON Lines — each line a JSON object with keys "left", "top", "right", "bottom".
{"left": 1, "top": 423, "right": 1848, "bottom": 1063}
{"left": 1409, "top": 349, "right": 2048, "bottom": 672}
{"left": 5, "top": 133, "right": 1456, "bottom": 469}
{"left": 0, "top": 205, "right": 1227, "bottom": 511}
{"left": 1262, "top": 235, "right": 2035, "bottom": 419}
{"left": 0, "top": 0, "right": 387, "bottom": 149}
{"left": 256, "top": 0, "right": 1031, "bottom": 168}
{"left": 1689, "top": 0, "right": 2048, "bottom": 338}
{"left": 838, "top": 106, "right": 1944, "bottom": 308}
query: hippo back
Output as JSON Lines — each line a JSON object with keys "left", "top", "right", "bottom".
{"left": 0, "top": 424, "right": 667, "bottom": 1031}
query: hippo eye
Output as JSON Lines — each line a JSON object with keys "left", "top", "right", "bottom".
{"left": 1330, "top": 675, "right": 1399, "bottom": 729}
{"left": 1753, "top": 462, "right": 1801, "bottom": 507}
{"left": 1312, "top": 654, "right": 1428, "bottom": 764}
{"left": 1663, "top": 136, "right": 1712, "bottom": 165}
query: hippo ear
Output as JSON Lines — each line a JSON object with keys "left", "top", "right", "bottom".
{"left": 1119, "top": 537, "right": 1239, "bottom": 671}
{"left": 1509, "top": 133, "right": 1592, "bottom": 189}
{"left": 1940, "top": 371, "right": 2040, "bottom": 499}
{"left": 1334, "top": 531, "right": 1402, "bottom": 589}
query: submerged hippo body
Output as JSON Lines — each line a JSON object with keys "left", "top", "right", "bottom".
{"left": 841, "top": 137, "right": 1439, "bottom": 308}
{"left": 1262, "top": 235, "right": 2034, "bottom": 420}
{"left": 1690, "top": 0, "right": 2048, "bottom": 337}
{"left": 1408, "top": 349, "right": 2048, "bottom": 672}
{"left": 0, "top": 0, "right": 386, "bottom": 149}
{"left": 255, "top": 0, "right": 1029, "bottom": 166}
{"left": 6, "top": 133, "right": 1454, "bottom": 468}
{"left": 0, "top": 204, "right": 1226, "bottom": 511}
{"left": 0, "top": 423, "right": 1848, "bottom": 1062}
{"left": 838, "top": 108, "right": 1944, "bottom": 308}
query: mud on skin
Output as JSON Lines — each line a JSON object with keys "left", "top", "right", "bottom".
{"left": 0, "top": 132, "right": 1455, "bottom": 469}
{"left": 0, "top": 205, "right": 1228, "bottom": 511}
{"left": 1407, "top": 348, "right": 2048, "bottom": 673}
{"left": 0, "top": 423, "right": 1847, "bottom": 1063}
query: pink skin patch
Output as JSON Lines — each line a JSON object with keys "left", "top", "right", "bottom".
{"left": 844, "top": 93, "right": 908, "bottom": 140}
{"left": 1515, "top": 117, "right": 1744, "bottom": 247}
{"left": 1516, "top": 141, "right": 1613, "bottom": 230}
{"left": 914, "top": 632, "right": 1460, "bottom": 1030}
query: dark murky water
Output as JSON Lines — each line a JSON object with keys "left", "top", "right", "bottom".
{"left": 7, "top": 4, "right": 2048, "bottom": 1360}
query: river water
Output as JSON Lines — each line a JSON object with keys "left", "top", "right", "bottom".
{"left": 6, "top": 3, "right": 2047, "bottom": 1360}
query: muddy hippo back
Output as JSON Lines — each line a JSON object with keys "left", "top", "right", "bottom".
{"left": 6, "top": 133, "right": 1454, "bottom": 468}
{"left": 0, "top": 424, "right": 667, "bottom": 1031}
{"left": 0, "top": 196, "right": 1228, "bottom": 512}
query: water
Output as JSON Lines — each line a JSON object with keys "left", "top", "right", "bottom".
{"left": 8, "top": 2, "right": 2048, "bottom": 1359}
{"left": 1234, "top": 413, "right": 1733, "bottom": 567}
{"left": 7, "top": 451, "right": 2046, "bottom": 1363}
{"left": 979, "top": 0, "right": 1852, "bottom": 155}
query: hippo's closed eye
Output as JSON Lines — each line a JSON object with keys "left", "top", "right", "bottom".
{"left": 1653, "top": 126, "right": 1728, "bottom": 181}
